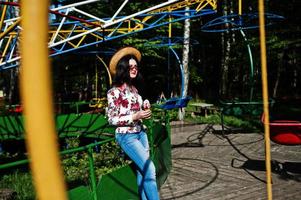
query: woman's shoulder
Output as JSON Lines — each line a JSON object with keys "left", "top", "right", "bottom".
{"left": 107, "top": 87, "right": 120, "bottom": 96}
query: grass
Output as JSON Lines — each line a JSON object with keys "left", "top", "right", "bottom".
{"left": 0, "top": 170, "right": 35, "bottom": 200}
{"left": 184, "top": 113, "right": 262, "bottom": 132}
{"left": 0, "top": 139, "right": 130, "bottom": 199}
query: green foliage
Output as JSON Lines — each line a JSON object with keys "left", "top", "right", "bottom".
{"left": 186, "top": 114, "right": 221, "bottom": 124}
{"left": 223, "top": 115, "right": 261, "bottom": 131}
{"left": 185, "top": 101, "right": 262, "bottom": 131}
{"left": 152, "top": 108, "right": 179, "bottom": 122}
{"left": 167, "top": 110, "right": 180, "bottom": 121}
{"left": 122, "top": 38, "right": 165, "bottom": 59}
{"left": 0, "top": 139, "right": 130, "bottom": 198}
{"left": 266, "top": 35, "right": 290, "bottom": 50}
{"left": 186, "top": 113, "right": 261, "bottom": 132}
{"left": 189, "top": 64, "right": 203, "bottom": 86}
{"left": 0, "top": 170, "right": 35, "bottom": 200}
{"left": 62, "top": 139, "right": 130, "bottom": 187}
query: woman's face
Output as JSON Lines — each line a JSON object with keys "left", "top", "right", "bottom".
{"left": 129, "top": 58, "right": 138, "bottom": 79}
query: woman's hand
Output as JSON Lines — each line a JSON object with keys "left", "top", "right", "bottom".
{"left": 132, "top": 110, "right": 152, "bottom": 121}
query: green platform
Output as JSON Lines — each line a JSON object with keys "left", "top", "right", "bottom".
{"left": 0, "top": 111, "right": 171, "bottom": 200}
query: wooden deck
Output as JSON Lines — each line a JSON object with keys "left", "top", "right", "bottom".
{"left": 160, "top": 121, "right": 301, "bottom": 200}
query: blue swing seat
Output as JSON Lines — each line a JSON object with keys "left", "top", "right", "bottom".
{"left": 158, "top": 96, "right": 192, "bottom": 110}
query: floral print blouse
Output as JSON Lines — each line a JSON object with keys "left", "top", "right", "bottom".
{"left": 107, "top": 84, "right": 143, "bottom": 133}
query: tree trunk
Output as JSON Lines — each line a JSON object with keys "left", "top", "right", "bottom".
{"left": 220, "top": 2, "right": 231, "bottom": 98}
{"left": 178, "top": 6, "right": 190, "bottom": 120}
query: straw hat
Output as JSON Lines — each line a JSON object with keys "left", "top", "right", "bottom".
{"left": 109, "top": 47, "right": 141, "bottom": 76}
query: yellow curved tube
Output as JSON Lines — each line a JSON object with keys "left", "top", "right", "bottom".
{"left": 20, "top": 0, "right": 67, "bottom": 199}
{"left": 96, "top": 55, "right": 112, "bottom": 86}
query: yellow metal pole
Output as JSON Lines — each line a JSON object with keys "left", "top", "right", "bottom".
{"left": 0, "top": 35, "right": 12, "bottom": 63}
{"left": 20, "top": 0, "right": 67, "bottom": 199}
{"left": 0, "top": 1, "right": 8, "bottom": 31}
{"left": 238, "top": 0, "right": 242, "bottom": 15}
{"left": 258, "top": 0, "right": 273, "bottom": 199}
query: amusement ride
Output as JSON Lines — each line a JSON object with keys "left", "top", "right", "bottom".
{"left": 0, "top": 0, "right": 218, "bottom": 199}
{"left": 0, "top": 0, "right": 299, "bottom": 200}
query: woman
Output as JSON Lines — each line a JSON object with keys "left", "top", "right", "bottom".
{"left": 106, "top": 47, "right": 160, "bottom": 200}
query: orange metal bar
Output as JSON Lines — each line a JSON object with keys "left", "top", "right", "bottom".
{"left": 0, "top": 35, "right": 13, "bottom": 63}
{"left": 0, "top": 19, "right": 20, "bottom": 40}
{"left": 20, "top": 0, "right": 67, "bottom": 199}
{"left": 0, "top": 1, "right": 8, "bottom": 31}
{"left": 258, "top": 0, "right": 273, "bottom": 199}
{"left": 75, "top": 34, "right": 86, "bottom": 48}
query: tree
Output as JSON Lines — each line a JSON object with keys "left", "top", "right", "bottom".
{"left": 178, "top": 6, "right": 191, "bottom": 120}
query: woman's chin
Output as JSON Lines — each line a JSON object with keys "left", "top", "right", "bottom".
{"left": 130, "top": 74, "right": 137, "bottom": 78}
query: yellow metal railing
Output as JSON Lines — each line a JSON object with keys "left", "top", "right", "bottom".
{"left": 1, "top": 0, "right": 217, "bottom": 67}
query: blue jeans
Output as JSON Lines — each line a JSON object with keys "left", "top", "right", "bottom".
{"left": 116, "top": 131, "right": 160, "bottom": 200}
